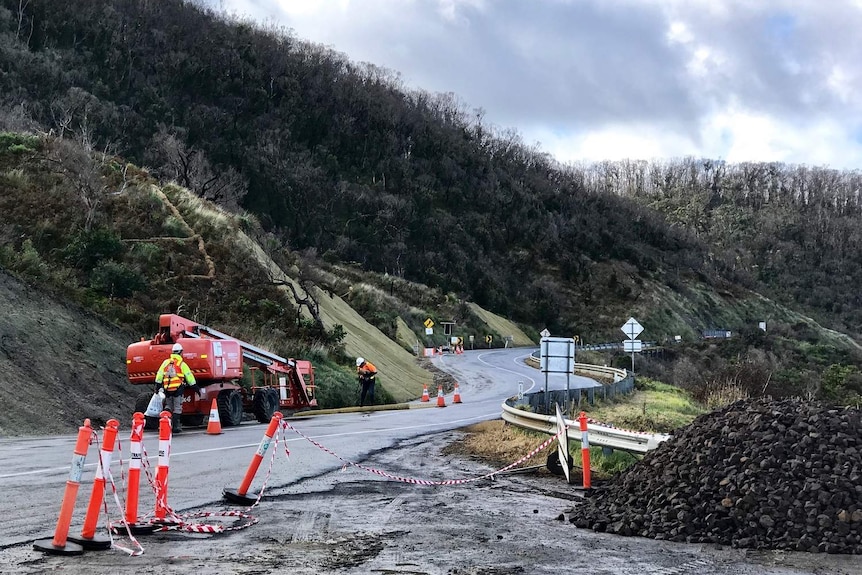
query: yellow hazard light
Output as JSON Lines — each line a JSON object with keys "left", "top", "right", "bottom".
{"left": 126, "top": 359, "right": 131, "bottom": 363}
{"left": 201, "top": 354, "right": 208, "bottom": 359}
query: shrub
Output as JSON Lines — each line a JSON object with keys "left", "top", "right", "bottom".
{"left": 0, "top": 168, "right": 28, "bottom": 187}
{"left": 62, "top": 228, "right": 124, "bottom": 270}
{"left": 129, "top": 242, "right": 163, "bottom": 265}
{"left": 701, "top": 380, "right": 750, "bottom": 410}
{"left": 0, "top": 132, "right": 40, "bottom": 154}
{"left": 16, "top": 239, "right": 49, "bottom": 280}
{"left": 90, "top": 261, "right": 146, "bottom": 298}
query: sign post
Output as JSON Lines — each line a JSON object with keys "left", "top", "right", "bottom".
{"left": 620, "top": 317, "right": 643, "bottom": 375}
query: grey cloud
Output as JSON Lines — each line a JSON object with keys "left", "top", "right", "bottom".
{"left": 670, "top": 6, "right": 862, "bottom": 122}
{"left": 350, "top": 2, "right": 698, "bottom": 133}
{"left": 190, "top": 0, "right": 862, "bottom": 166}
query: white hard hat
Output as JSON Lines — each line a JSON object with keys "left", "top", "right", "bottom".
{"left": 356, "top": 357, "right": 365, "bottom": 367}
{"left": 172, "top": 343, "right": 183, "bottom": 354}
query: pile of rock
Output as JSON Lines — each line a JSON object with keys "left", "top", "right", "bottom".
{"left": 569, "top": 398, "right": 862, "bottom": 553}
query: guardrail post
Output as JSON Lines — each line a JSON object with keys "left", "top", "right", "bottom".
{"left": 579, "top": 411, "right": 591, "bottom": 490}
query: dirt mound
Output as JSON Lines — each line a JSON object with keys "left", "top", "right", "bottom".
{"left": 570, "top": 398, "right": 862, "bottom": 554}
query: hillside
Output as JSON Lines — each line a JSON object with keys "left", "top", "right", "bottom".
{"left": 0, "top": 268, "right": 139, "bottom": 435}
{"left": 0, "top": 132, "right": 859, "bottom": 440}
{"left": 0, "top": 221, "right": 533, "bottom": 434}
{"left": 0, "top": 0, "right": 729, "bottom": 338}
{"left": 1, "top": 0, "right": 862, "bottom": 411}
{"left": 0, "top": 134, "right": 539, "bottom": 433}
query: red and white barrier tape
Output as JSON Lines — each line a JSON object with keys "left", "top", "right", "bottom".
{"left": 91, "top": 426, "right": 145, "bottom": 556}
{"left": 229, "top": 424, "right": 292, "bottom": 510}
{"left": 280, "top": 420, "right": 564, "bottom": 486}
{"left": 104, "top": 429, "right": 258, "bottom": 539}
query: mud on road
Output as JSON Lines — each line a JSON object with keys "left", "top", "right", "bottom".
{"left": 3, "top": 431, "right": 861, "bottom": 575}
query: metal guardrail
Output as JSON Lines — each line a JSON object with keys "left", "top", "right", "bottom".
{"left": 503, "top": 355, "right": 671, "bottom": 454}
{"left": 525, "top": 354, "right": 627, "bottom": 378}
{"left": 500, "top": 399, "right": 670, "bottom": 454}
{"left": 576, "top": 341, "right": 658, "bottom": 352}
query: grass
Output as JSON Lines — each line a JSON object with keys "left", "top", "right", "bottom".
{"left": 448, "top": 420, "right": 640, "bottom": 480}
{"left": 453, "top": 376, "right": 706, "bottom": 478}
{"left": 580, "top": 377, "right": 705, "bottom": 434}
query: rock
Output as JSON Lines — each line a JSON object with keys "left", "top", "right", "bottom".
{"left": 568, "top": 398, "right": 862, "bottom": 554}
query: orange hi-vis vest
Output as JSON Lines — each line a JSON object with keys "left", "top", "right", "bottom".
{"left": 156, "top": 353, "right": 196, "bottom": 392}
{"left": 357, "top": 360, "right": 378, "bottom": 379}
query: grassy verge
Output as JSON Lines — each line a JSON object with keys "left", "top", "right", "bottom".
{"left": 579, "top": 377, "right": 705, "bottom": 434}
{"left": 450, "top": 377, "right": 705, "bottom": 478}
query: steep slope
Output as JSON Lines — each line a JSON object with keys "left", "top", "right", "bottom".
{"left": 467, "top": 303, "right": 535, "bottom": 347}
{"left": 233, "top": 231, "right": 434, "bottom": 402}
{"left": 0, "top": 269, "right": 140, "bottom": 435}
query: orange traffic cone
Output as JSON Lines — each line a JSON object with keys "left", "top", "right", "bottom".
{"left": 420, "top": 385, "right": 430, "bottom": 402}
{"left": 453, "top": 382, "right": 462, "bottom": 404}
{"left": 206, "top": 398, "right": 222, "bottom": 435}
{"left": 436, "top": 386, "right": 446, "bottom": 407}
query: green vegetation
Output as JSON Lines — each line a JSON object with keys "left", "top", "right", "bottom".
{"left": 574, "top": 446, "right": 640, "bottom": 478}
{"left": 2, "top": 0, "right": 862, "bottom": 410}
{"left": 0, "top": 132, "right": 39, "bottom": 155}
{"left": 486, "top": 376, "right": 705, "bottom": 477}
{"left": 581, "top": 377, "right": 705, "bottom": 435}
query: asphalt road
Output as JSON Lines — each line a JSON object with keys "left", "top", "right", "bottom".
{"left": 2, "top": 348, "right": 858, "bottom": 574}
{"left": 0, "top": 348, "right": 574, "bottom": 548}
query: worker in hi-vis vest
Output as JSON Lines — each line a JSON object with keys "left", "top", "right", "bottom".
{"left": 355, "top": 357, "right": 378, "bottom": 407}
{"left": 155, "top": 342, "right": 197, "bottom": 433}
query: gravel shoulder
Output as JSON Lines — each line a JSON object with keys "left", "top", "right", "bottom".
{"left": 3, "top": 430, "right": 860, "bottom": 575}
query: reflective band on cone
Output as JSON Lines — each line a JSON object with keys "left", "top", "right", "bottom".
{"left": 224, "top": 411, "right": 283, "bottom": 506}
{"left": 69, "top": 419, "right": 120, "bottom": 550}
{"left": 154, "top": 411, "right": 173, "bottom": 521}
{"left": 33, "top": 419, "right": 92, "bottom": 555}
{"left": 123, "top": 412, "right": 158, "bottom": 534}
{"left": 207, "top": 398, "right": 222, "bottom": 435}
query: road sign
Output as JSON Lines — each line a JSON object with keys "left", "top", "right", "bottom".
{"left": 623, "top": 340, "right": 643, "bottom": 352}
{"left": 540, "top": 328, "right": 551, "bottom": 338}
{"left": 424, "top": 318, "right": 434, "bottom": 329}
{"left": 621, "top": 317, "right": 643, "bottom": 340}
{"left": 539, "top": 337, "right": 575, "bottom": 374}
{"left": 485, "top": 335, "right": 493, "bottom": 344}
{"left": 621, "top": 317, "right": 643, "bottom": 376}
{"left": 555, "top": 403, "right": 571, "bottom": 484}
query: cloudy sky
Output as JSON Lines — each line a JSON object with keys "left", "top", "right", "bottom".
{"left": 201, "top": 0, "right": 862, "bottom": 170}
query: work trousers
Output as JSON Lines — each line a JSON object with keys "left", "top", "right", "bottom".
{"left": 359, "top": 379, "right": 375, "bottom": 407}
{"left": 164, "top": 393, "right": 183, "bottom": 415}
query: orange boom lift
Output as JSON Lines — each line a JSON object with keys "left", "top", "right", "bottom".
{"left": 126, "top": 314, "right": 317, "bottom": 429}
